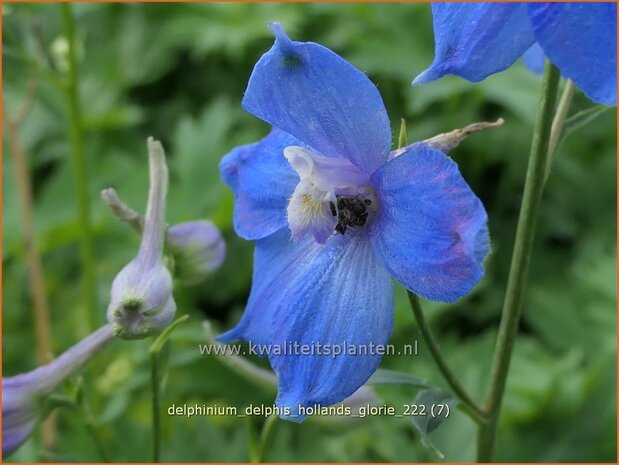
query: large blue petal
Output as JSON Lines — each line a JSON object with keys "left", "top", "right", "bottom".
{"left": 242, "top": 23, "right": 392, "bottom": 174}
{"left": 219, "top": 229, "right": 394, "bottom": 421}
{"left": 219, "top": 128, "right": 300, "bottom": 240}
{"left": 369, "top": 145, "right": 489, "bottom": 303}
{"left": 413, "top": 3, "right": 535, "bottom": 85}
{"left": 218, "top": 229, "right": 323, "bottom": 345}
{"left": 528, "top": 3, "right": 617, "bottom": 106}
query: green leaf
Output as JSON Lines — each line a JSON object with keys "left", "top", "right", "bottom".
{"left": 149, "top": 314, "right": 190, "bottom": 355}
{"left": 367, "top": 369, "right": 429, "bottom": 389}
{"left": 410, "top": 389, "right": 459, "bottom": 459}
{"left": 560, "top": 105, "right": 609, "bottom": 146}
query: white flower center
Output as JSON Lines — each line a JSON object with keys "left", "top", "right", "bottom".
{"left": 284, "top": 146, "right": 376, "bottom": 243}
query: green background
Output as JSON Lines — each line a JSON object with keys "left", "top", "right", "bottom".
{"left": 3, "top": 2, "right": 616, "bottom": 462}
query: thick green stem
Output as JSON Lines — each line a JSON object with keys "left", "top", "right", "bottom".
{"left": 61, "top": 3, "right": 98, "bottom": 333}
{"left": 476, "top": 62, "right": 561, "bottom": 462}
{"left": 407, "top": 292, "right": 486, "bottom": 424}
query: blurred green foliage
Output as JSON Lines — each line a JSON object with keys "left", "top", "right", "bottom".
{"left": 2, "top": 2, "right": 616, "bottom": 462}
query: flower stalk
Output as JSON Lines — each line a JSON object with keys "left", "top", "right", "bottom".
{"left": 477, "top": 62, "right": 561, "bottom": 462}
{"left": 149, "top": 315, "right": 189, "bottom": 462}
{"left": 545, "top": 80, "right": 576, "bottom": 181}
{"left": 407, "top": 292, "right": 486, "bottom": 424}
{"left": 61, "top": 3, "right": 98, "bottom": 333}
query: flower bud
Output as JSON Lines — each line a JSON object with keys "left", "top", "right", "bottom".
{"left": 2, "top": 325, "right": 113, "bottom": 458}
{"left": 107, "top": 259, "right": 176, "bottom": 339}
{"left": 106, "top": 138, "right": 176, "bottom": 339}
{"left": 167, "top": 221, "right": 226, "bottom": 284}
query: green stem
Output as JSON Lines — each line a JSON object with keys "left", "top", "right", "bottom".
{"left": 150, "top": 351, "right": 161, "bottom": 462}
{"left": 149, "top": 315, "right": 189, "bottom": 462}
{"left": 246, "top": 417, "right": 260, "bottom": 463}
{"left": 61, "top": 3, "right": 97, "bottom": 333}
{"left": 545, "top": 80, "right": 576, "bottom": 181}
{"left": 256, "top": 414, "right": 279, "bottom": 462}
{"left": 476, "top": 62, "right": 561, "bottom": 462}
{"left": 76, "top": 383, "right": 110, "bottom": 462}
{"left": 407, "top": 292, "right": 486, "bottom": 424}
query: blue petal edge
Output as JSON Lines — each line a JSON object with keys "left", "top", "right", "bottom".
{"left": 219, "top": 128, "right": 300, "bottom": 241}
{"left": 413, "top": 3, "right": 535, "bottom": 85}
{"left": 242, "top": 23, "right": 392, "bottom": 174}
{"left": 528, "top": 3, "right": 617, "bottom": 106}
{"left": 369, "top": 144, "right": 489, "bottom": 303}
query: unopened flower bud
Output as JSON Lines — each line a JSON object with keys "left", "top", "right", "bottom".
{"left": 107, "top": 259, "right": 176, "bottom": 339}
{"left": 107, "top": 138, "right": 176, "bottom": 339}
{"left": 167, "top": 221, "right": 226, "bottom": 284}
{"left": 2, "top": 325, "right": 113, "bottom": 458}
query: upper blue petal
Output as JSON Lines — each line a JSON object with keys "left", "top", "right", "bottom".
{"left": 219, "top": 229, "right": 394, "bottom": 421}
{"left": 522, "top": 42, "right": 545, "bottom": 75}
{"left": 528, "top": 2, "right": 617, "bottom": 106}
{"left": 242, "top": 23, "right": 392, "bottom": 174}
{"left": 369, "top": 144, "right": 489, "bottom": 303}
{"left": 413, "top": 3, "right": 535, "bottom": 85}
{"left": 219, "top": 128, "right": 300, "bottom": 240}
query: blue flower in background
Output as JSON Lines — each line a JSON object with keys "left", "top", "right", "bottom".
{"left": 219, "top": 23, "right": 489, "bottom": 421}
{"left": 413, "top": 2, "right": 617, "bottom": 105}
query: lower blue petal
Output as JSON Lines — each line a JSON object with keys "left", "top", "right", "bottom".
{"left": 219, "top": 128, "right": 300, "bottom": 240}
{"left": 218, "top": 229, "right": 324, "bottom": 345}
{"left": 528, "top": 2, "right": 617, "bottom": 106}
{"left": 414, "top": 3, "right": 535, "bottom": 85}
{"left": 369, "top": 145, "right": 489, "bottom": 303}
{"left": 219, "top": 230, "right": 394, "bottom": 422}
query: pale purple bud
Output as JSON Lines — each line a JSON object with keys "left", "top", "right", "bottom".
{"left": 167, "top": 221, "right": 226, "bottom": 284}
{"left": 2, "top": 325, "right": 113, "bottom": 458}
{"left": 107, "top": 138, "right": 176, "bottom": 339}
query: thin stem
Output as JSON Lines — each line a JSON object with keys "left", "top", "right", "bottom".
{"left": 5, "top": 73, "right": 56, "bottom": 458}
{"left": 477, "top": 62, "right": 561, "bottom": 462}
{"left": 398, "top": 118, "right": 408, "bottom": 149}
{"left": 256, "top": 414, "right": 279, "bottom": 462}
{"left": 76, "top": 383, "right": 111, "bottom": 462}
{"left": 202, "top": 321, "right": 278, "bottom": 392}
{"left": 61, "top": 3, "right": 97, "bottom": 333}
{"left": 245, "top": 417, "right": 260, "bottom": 463}
{"left": 407, "top": 292, "right": 486, "bottom": 424}
{"left": 545, "top": 80, "right": 575, "bottom": 181}
{"left": 3, "top": 86, "right": 53, "bottom": 366}
{"left": 149, "top": 315, "right": 189, "bottom": 462}
{"left": 150, "top": 351, "right": 161, "bottom": 462}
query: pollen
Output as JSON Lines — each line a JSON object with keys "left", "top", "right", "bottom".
{"left": 301, "top": 194, "right": 326, "bottom": 220}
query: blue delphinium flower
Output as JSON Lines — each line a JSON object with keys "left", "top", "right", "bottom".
{"left": 2, "top": 325, "right": 113, "bottom": 457}
{"left": 413, "top": 2, "right": 617, "bottom": 105}
{"left": 219, "top": 23, "right": 489, "bottom": 421}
